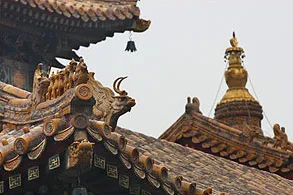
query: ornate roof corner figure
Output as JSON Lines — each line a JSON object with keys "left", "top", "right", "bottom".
{"left": 160, "top": 33, "right": 293, "bottom": 182}
{"left": 73, "top": 58, "right": 89, "bottom": 86}
{"left": 185, "top": 97, "right": 202, "bottom": 115}
{"left": 240, "top": 121, "right": 259, "bottom": 143}
{"left": 31, "top": 63, "right": 50, "bottom": 108}
{"left": 108, "top": 77, "right": 136, "bottom": 129}
{"left": 273, "top": 124, "right": 293, "bottom": 152}
{"left": 131, "top": 18, "right": 152, "bottom": 33}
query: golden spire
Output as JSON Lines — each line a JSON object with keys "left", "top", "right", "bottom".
{"left": 219, "top": 32, "right": 256, "bottom": 103}
{"left": 215, "top": 32, "right": 263, "bottom": 134}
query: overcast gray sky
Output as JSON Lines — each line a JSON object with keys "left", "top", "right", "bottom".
{"left": 60, "top": 0, "right": 293, "bottom": 140}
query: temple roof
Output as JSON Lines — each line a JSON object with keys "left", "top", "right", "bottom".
{"left": 160, "top": 34, "right": 293, "bottom": 180}
{"left": 0, "top": 48, "right": 291, "bottom": 194}
{"left": 6, "top": 0, "right": 141, "bottom": 23}
{"left": 1, "top": 75, "right": 292, "bottom": 194}
{"left": 117, "top": 127, "right": 293, "bottom": 195}
{"left": 0, "top": 0, "right": 150, "bottom": 66}
{"left": 0, "top": 60, "right": 216, "bottom": 195}
{"left": 0, "top": 86, "right": 218, "bottom": 195}
{"left": 160, "top": 108, "right": 293, "bottom": 179}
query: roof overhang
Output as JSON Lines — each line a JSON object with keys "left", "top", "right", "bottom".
{"left": 0, "top": 0, "right": 150, "bottom": 66}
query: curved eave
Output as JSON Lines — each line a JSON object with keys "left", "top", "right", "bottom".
{"left": 0, "top": 0, "right": 150, "bottom": 60}
{"left": 0, "top": 80, "right": 206, "bottom": 195}
{"left": 160, "top": 112, "right": 293, "bottom": 179}
{"left": 4, "top": 0, "right": 140, "bottom": 23}
{"left": 0, "top": 119, "right": 203, "bottom": 195}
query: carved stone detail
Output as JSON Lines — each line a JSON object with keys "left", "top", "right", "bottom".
{"left": 132, "top": 18, "right": 151, "bottom": 33}
{"left": 240, "top": 121, "right": 259, "bottom": 143}
{"left": 31, "top": 63, "right": 50, "bottom": 108}
{"left": 273, "top": 124, "right": 293, "bottom": 151}
{"left": 73, "top": 58, "right": 89, "bottom": 86}
{"left": 28, "top": 166, "right": 40, "bottom": 181}
{"left": 75, "top": 84, "right": 93, "bottom": 101}
{"left": 71, "top": 114, "right": 89, "bottom": 129}
{"left": 185, "top": 97, "right": 202, "bottom": 115}
{"left": 43, "top": 119, "right": 66, "bottom": 137}
{"left": 68, "top": 140, "right": 94, "bottom": 170}
{"left": 105, "top": 77, "right": 136, "bottom": 130}
{"left": 9, "top": 174, "right": 21, "bottom": 189}
{"left": 14, "top": 138, "right": 29, "bottom": 155}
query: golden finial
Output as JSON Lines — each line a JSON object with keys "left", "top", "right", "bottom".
{"left": 215, "top": 33, "right": 263, "bottom": 135}
{"left": 219, "top": 33, "right": 256, "bottom": 103}
{"left": 230, "top": 31, "right": 238, "bottom": 47}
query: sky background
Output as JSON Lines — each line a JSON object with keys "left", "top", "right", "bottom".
{"left": 58, "top": 0, "right": 293, "bottom": 140}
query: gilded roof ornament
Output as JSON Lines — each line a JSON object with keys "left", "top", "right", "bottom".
{"left": 221, "top": 32, "right": 254, "bottom": 100}
{"left": 230, "top": 32, "right": 238, "bottom": 47}
{"left": 215, "top": 32, "right": 263, "bottom": 134}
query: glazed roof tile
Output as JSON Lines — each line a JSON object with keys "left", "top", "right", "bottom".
{"left": 117, "top": 127, "right": 293, "bottom": 195}
{"left": 7, "top": 0, "right": 140, "bottom": 22}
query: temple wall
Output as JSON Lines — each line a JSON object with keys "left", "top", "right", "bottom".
{"left": 0, "top": 57, "right": 33, "bottom": 91}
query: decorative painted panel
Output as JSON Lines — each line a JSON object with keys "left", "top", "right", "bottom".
{"left": 106, "top": 164, "right": 118, "bottom": 179}
{"left": 0, "top": 57, "right": 32, "bottom": 91}
{"left": 119, "top": 175, "right": 129, "bottom": 189}
{"left": 9, "top": 174, "right": 21, "bottom": 189}
{"left": 94, "top": 154, "right": 105, "bottom": 169}
{"left": 48, "top": 154, "right": 60, "bottom": 170}
{"left": 28, "top": 166, "right": 40, "bottom": 181}
{"left": 0, "top": 58, "right": 11, "bottom": 84}
{"left": 129, "top": 182, "right": 141, "bottom": 195}
{"left": 0, "top": 181, "right": 4, "bottom": 194}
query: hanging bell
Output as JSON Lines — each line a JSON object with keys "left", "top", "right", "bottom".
{"left": 125, "top": 40, "right": 137, "bottom": 52}
{"left": 125, "top": 31, "right": 137, "bottom": 52}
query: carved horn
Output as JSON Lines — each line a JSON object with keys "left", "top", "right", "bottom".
{"left": 113, "top": 76, "right": 128, "bottom": 95}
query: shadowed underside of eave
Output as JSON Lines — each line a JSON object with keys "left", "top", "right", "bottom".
{"left": 0, "top": 0, "right": 150, "bottom": 65}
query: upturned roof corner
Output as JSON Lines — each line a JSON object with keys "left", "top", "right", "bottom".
{"left": 159, "top": 33, "right": 293, "bottom": 180}
{"left": 0, "top": 58, "right": 224, "bottom": 195}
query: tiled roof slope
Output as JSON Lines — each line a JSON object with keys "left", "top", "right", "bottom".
{"left": 6, "top": 0, "right": 140, "bottom": 22}
{"left": 117, "top": 127, "right": 293, "bottom": 195}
